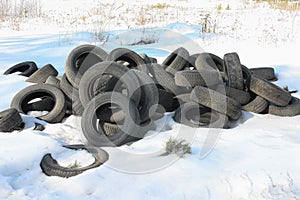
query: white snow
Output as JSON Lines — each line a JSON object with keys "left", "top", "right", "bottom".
{"left": 1, "top": 0, "right": 300, "bottom": 199}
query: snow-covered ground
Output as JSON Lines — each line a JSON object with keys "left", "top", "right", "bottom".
{"left": 1, "top": 0, "right": 300, "bottom": 199}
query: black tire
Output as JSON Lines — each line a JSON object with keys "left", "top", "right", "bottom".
{"left": 60, "top": 74, "right": 74, "bottom": 100}
{"left": 187, "top": 54, "right": 200, "bottom": 69}
{"left": 195, "top": 53, "right": 224, "bottom": 71}
{"left": 242, "top": 95, "right": 269, "bottom": 114}
{"left": 163, "top": 47, "right": 189, "bottom": 74}
{"left": 81, "top": 92, "right": 141, "bottom": 147}
{"left": 59, "top": 74, "right": 84, "bottom": 116}
{"left": 106, "top": 48, "right": 146, "bottom": 71}
{"left": 175, "top": 93, "right": 191, "bottom": 104}
{"left": 97, "top": 106, "right": 125, "bottom": 123}
{"left": 149, "top": 57, "right": 157, "bottom": 63}
{"left": 100, "top": 117, "right": 155, "bottom": 139}
{"left": 40, "top": 148, "right": 108, "bottom": 178}
{"left": 190, "top": 86, "right": 242, "bottom": 120}
{"left": 79, "top": 61, "right": 141, "bottom": 108}
{"left": 269, "top": 97, "right": 300, "bottom": 116}
{"left": 151, "top": 63, "right": 187, "bottom": 94}
{"left": 241, "top": 65, "right": 252, "bottom": 91}
{"left": 249, "top": 67, "right": 277, "bottom": 81}
{"left": 45, "top": 75, "right": 60, "bottom": 88}
{"left": 4, "top": 61, "right": 38, "bottom": 77}
{"left": 10, "top": 84, "right": 66, "bottom": 123}
{"left": 71, "top": 89, "right": 84, "bottom": 116}
{"left": 223, "top": 86, "right": 251, "bottom": 105}
{"left": 158, "top": 88, "right": 176, "bottom": 112}
{"left": 104, "top": 70, "right": 158, "bottom": 121}
{"left": 26, "top": 64, "right": 58, "bottom": 84}
{"left": 24, "top": 96, "right": 55, "bottom": 112}
{"left": 132, "top": 69, "right": 159, "bottom": 122}
{"left": 174, "top": 102, "right": 228, "bottom": 128}
{"left": 101, "top": 122, "right": 121, "bottom": 136}
{"left": 249, "top": 75, "right": 291, "bottom": 106}
{"left": 223, "top": 52, "right": 244, "bottom": 90}
{"left": 139, "top": 53, "right": 152, "bottom": 64}
{"left": 174, "top": 69, "right": 222, "bottom": 87}
{"left": 65, "top": 44, "right": 108, "bottom": 89}
{"left": 0, "top": 108, "right": 23, "bottom": 132}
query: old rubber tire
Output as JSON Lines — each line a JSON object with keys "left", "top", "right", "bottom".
{"left": 65, "top": 44, "right": 108, "bottom": 89}
{"left": 26, "top": 64, "right": 58, "bottom": 84}
{"left": 106, "top": 48, "right": 146, "bottom": 71}
{"left": 241, "top": 65, "right": 252, "bottom": 91}
{"left": 187, "top": 54, "right": 200, "bottom": 69}
{"left": 242, "top": 95, "right": 269, "bottom": 114}
{"left": 81, "top": 92, "right": 141, "bottom": 147}
{"left": 249, "top": 67, "right": 277, "bottom": 81}
{"left": 195, "top": 53, "right": 224, "bottom": 71}
{"left": 222, "top": 86, "right": 251, "bottom": 105}
{"left": 163, "top": 47, "right": 189, "bottom": 75}
{"left": 60, "top": 74, "right": 84, "bottom": 116}
{"left": 45, "top": 75, "right": 60, "bottom": 88}
{"left": 97, "top": 106, "right": 125, "bottom": 123}
{"left": 79, "top": 61, "right": 141, "bottom": 108}
{"left": 0, "top": 108, "right": 23, "bottom": 132}
{"left": 4, "top": 61, "right": 38, "bottom": 77}
{"left": 174, "top": 69, "right": 222, "bottom": 87}
{"left": 174, "top": 102, "right": 228, "bottom": 128}
{"left": 60, "top": 74, "right": 74, "bottom": 100}
{"left": 269, "top": 97, "right": 300, "bottom": 116}
{"left": 132, "top": 69, "right": 159, "bottom": 122}
{"left": 24, "top": 96, "right": 55, "bottom": 112}
{"left": 40, "top": 148, "right": 108, "bottom": 178}
{"left": 224, "top": 52, "right": 244, "bottom": 90}
{"left": 249, "top": 75, "right": 291, "bottom": 106}
{"left": 139, "top": 53, "right": 152, "bottom": 64}
{"left": 158, "top": 88, "right": 177, "bottom": 112}
{"left": 190, "top": 86, "right": 242, "bottom": 120}
{"left": 10, "top": 84, "right": 66, "bottom": 123}
{"left": 151, "top": 63, "right": 187, "bottom": 94}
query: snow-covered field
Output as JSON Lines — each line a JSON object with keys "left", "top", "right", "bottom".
{"left": 1, "top": 0, "right": 300, "bottom": 199}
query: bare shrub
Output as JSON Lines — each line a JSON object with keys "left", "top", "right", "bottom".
{"left": 165, "top": 138, "right": 192, "bottom": 158}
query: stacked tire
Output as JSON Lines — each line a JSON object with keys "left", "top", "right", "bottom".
{"left": 171, "top": 52, "right": 299, "bottom": 129}
{"left": 5, "top": 44, "right": 300, "bottom": 146}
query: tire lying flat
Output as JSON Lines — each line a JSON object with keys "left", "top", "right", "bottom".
{"left": 190, "top": 86, "right": 242, "bottom": 120}
{"left": 26, "top": 64, "right": 58, "bottom": 83}
{"left": 4, "top": 61, "right": 38, "bottom": 77}
{"left": 249, "top": 67, "right": 277, "bottom": 81}
{"left": 249, "top": 75, "right": 291, "bottom": 107}
{"left": 242, "top": 95, "right": 269, "bottom": 114}
{"left": 269, "top": 97, "right": 300, "bottom": 116}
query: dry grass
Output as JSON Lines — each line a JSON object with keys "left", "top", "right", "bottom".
{"left": 150, "top": 3, "right": 168, "bottom": 9}
{"left": 256, "top": 0, "right": 300, "bottom": 10}
{"left": 0, "top": 0, "right": 42, "bottom": 30}
{"left": 0, "top": 0, "right": 42, "bottom": 20}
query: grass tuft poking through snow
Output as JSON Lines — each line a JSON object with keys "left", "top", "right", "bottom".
{"left": 67, "top": 160, "right": 81, "bottom": 169}
{"left": 165, "top": 138, "right": 192, "bottom": 158}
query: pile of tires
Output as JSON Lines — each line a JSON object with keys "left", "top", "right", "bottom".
{"left": 4, "top": 44, "right": 300, "bottom": 146}
{"left": 172, "top": 51, "right": 299, "bottom": 128}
